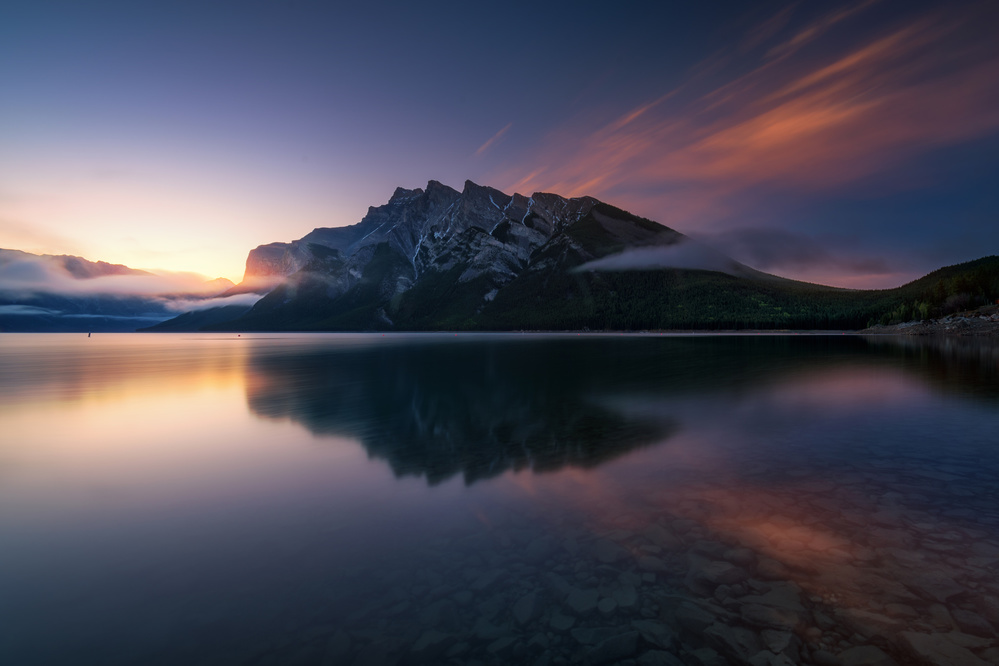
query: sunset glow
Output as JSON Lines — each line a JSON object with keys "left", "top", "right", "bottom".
{"left": 2, "top": 1, "right": 996, "bottom": 288}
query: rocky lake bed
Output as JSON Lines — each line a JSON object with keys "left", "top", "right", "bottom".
{"left": 242, "top": 448, "right": 999, "bottom": 666}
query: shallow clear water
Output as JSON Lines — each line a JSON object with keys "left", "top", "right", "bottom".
{"left": 0, "top": 333, "right": 997, "bottom": 666}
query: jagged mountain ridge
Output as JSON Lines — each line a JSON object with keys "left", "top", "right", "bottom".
{"left": 222, "top": 179, "right": 748, "bottom": 330}
{"left": 241, "top": 180, "right": 622, "bottom": 288}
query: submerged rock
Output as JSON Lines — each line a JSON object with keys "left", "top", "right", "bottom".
{"left": 756, "top": 558, "right": 789, "bottom": 580}
{"left": 951, "top": 608, "right": 995, "bottom": 638}
{"left": 899, "top": 631, "right": 992, "bottom": 665}
{"left": 614, "top": 584, "right": 639, "bottom": 610}
{"left": 472, "top": 617, "right": 507, "bottom": 641}
{"left": 703, "top": 622, "right": 763, "bottom": 662}
{"left": 749, "top": 651, "right": 798, "bottom": 666}
{"left": 759, "top": 629, "right": 793, "bottom": 654}
{"left": 835, "top": 609, "right": 902, "bottom": 642}
{"left": 688, "top": 556, "right": 749, "bottom": 590}
{"left": 638, "top": 650, "right": 685, "bottom": 666}
{"left": 408, "top": 630, "right": 455, "bottom": 662}
{"left": 685, "top": 646, "right": 728, "bottom": 666}
{"left": 469, "top": 570, "right": 503, "bottom": 593}
{"left": 631, "top": 619, "right": 675, "bottom": 650}
{"left": 565, "top": 587, "right": 600, "bottom": 616}
{"left": 674, "top": 602, "right": 717, "bottom": 633}
{"left": 639, "top": 555, "right": 669, "bottom": 573}
{"left": 598, "top": 597, "right": 618, "bottom": 615}
{"left": 486, "top": 635, "right": 518, "bottom": 659}
{"left": 588, "top": 630, "right": 639, "bottom": 664}
{"left": 837, "top": 645, "right": 896, "bottom": 666}
{"left": 512, "top": 591, "right": 542, "bottom": 626}
{"left": 907, "top": 573, "right": 967, "bottom": 603}
{"left": 723, "top": 547, "right": 757, "bottom": 568}
{"left": 740, "top": 603, "right": 800, "bottom": 631}
{"left": 592, "top": 538, "right": 629, "bottom": 563}
{"left": 644, "top": 524, "right": 684, "bottom": 550}
{"left": 549, "top": 611, "right": 576, "bottom": 633}
{"left": 811, "top": 650, "right": 842, "bottom": 666}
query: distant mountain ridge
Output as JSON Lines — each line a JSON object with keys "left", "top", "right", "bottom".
{"left": 0, "top": 248, "right": 153, "bottom": 280}
{"left": 0, "top": 249, "right": 236, "bottom": 332}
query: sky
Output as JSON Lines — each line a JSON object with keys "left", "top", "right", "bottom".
{"left": 1, "top": 0, "right": 997, "bottom": 288}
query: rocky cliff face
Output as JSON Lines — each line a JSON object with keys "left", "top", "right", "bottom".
{"left": 232, "top": 179, "right": 686, "bottom": 329}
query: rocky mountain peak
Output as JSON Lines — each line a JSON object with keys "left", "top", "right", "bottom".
{"left": 425, "top": 179, "right": 458, "bottom": 196}
{"left": 389, "top": 186, "right": 423, "bottom": 204}
{"left": 461, "top": 179, "right": 513, "bottom": 207}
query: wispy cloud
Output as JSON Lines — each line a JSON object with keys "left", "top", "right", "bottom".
{"left": 574, "top": 238, "right": 746, "bottom": 276}
{"left": 762, "top": 0, "right": 877, "bottom": 60}
{"left": 474, "top": 122, "right": 512, "bottom": 156}
{"left": 738, "top": 4, "right": 796, "bottom": 54}
{"left": 494, "top": 3, "right": 999, "bottom": 231}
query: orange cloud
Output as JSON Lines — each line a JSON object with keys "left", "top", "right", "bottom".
{"left": 763, "top": 0, "right": 878, "bottom": 61}
{"left": 474, "top": 122, "right": 512, "bottom": 156}
{"left": 492, "top": 3, "right": 999, "bottom": 231}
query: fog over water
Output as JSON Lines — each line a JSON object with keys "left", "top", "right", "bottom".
{"left": 1, "top": 333, "right": 997, "bottom": 665}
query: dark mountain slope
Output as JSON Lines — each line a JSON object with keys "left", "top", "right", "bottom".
{"left": 139, "top": 304, "right": 254, "bottom": 332}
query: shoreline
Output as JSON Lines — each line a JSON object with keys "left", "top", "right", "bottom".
{"left": 860, "top": 304, "right": 999, "bottom": 337}
{"left": 3, "top": 327, "right": 997, "bottom": 337}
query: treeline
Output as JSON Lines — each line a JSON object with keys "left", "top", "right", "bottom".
{"left": 477, "top": 257, "right": 999, "bottom": 332}
{"left": 874, "top": 257, "right": 999, "bottom": 325}
{"left": 207, "top": 254, "right": 999, "bottom": 333}
{"left": 478, "top": 270, "right": 872, "bottom": 331}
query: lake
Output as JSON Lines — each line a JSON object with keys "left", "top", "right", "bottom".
{"left": 1, "top": 333, "right": 997, "bottom": 666}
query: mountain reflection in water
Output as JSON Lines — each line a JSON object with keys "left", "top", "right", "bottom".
{"left": 243, "top": 335, "right": 999, "bottom": 485}
{"left": 245, "top": 338, "right": 688, "bottom": 484}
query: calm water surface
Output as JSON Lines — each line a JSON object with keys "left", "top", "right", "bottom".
{"left": 1, "top": 333, "right": 997, "bottom": 666}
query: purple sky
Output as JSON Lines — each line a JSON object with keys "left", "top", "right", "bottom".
{"left": 2, "top": 0, "right": 997, "bottom": 287}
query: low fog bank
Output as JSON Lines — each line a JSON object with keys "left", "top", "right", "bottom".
{"left": 0, "top": 249, "right": 259, "bottom": 331}
{"left": 573, "top": 238, "right": 751, "bottom": 276}
{"left": 163, "top": 292, "right": 262, "bottom": 313}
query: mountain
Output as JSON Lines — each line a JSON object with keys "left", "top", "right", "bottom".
{"left": 0, "top": 248, "right": 153, "bottom": 280}
{"left": 206, "top": 180, "right": 779, "bottom": 331}
{"left": 0, "top": 249, "right": 236, "bottom": 332}
{"left": 139, "top": 304, "right": 253, "bottom": 332}
{"left": 157, "top": 179, "right": 999, "bottom": 332}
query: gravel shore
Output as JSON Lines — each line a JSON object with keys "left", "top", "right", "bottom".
{"left": 862, "top": 305, "right": 999, "bottom": 337}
